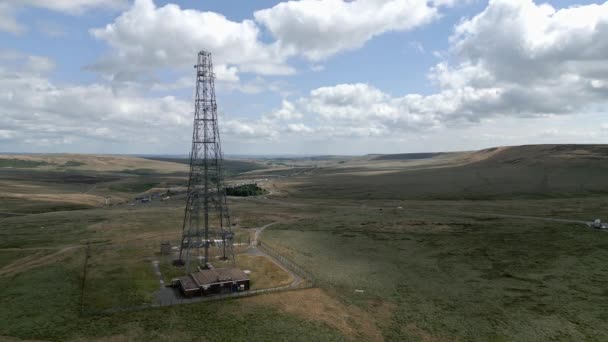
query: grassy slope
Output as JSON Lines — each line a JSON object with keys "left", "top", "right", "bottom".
{"left": 264, "top": 204, "right": 608, "bottom": 341}
{"left": 0, "top": 155, "right": 191, "bottom": 215}
{"left": 0, "top": 202, "right": 346, "bottom": 341}
{"left": 0, "top": 256, "right": 344, "bottom": 341}
{"left": 142, "top": 156, "right": 266, "bottom": 177}
{"left": 0, "top": 154, "right": 188, "bottom": 173}
{"left": 2, "top": 145, "right": 608, "bottom": 341}
{"left": 0, "top": 154, "right": 345, "bottom": 341}
{"left": 291, "top": 145, "right": 608, "bottom": 200}
{"left": 259, "top": 145, "right": 608, "bottom": 341}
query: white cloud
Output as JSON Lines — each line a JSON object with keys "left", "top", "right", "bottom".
{"left": 223, "top": 82, "right": 444, "bottom": 142}
{"left": 9, "top": 0, "right": 127, "bottom": 14}
{"left": 287, "top": 83, "right": 442, "bottom": 137}
{"left": 90, "top": 0, "right": 293, "bottom": 83}
{"left": 310, "top": 64, "right": 325, "bottom": 72}
{"left": 0, "top": 129, "right": 16, "bottom": 140}
{"left": 6, "top": 0, "right": 608, "bottom": 154}
{"left": 223, "top": 120, "right": 279, "bottom": 140}
{"left": 429, "top": 0, "right": 608, "bottom": 120}
{"left": 0, "top": 50, "right": 56, "bottom": 74}
{"left": 254, "top": 0, "right": 444, "bottom": 61}
{"left": 0, "top": 4, "right": 23, "bottom": 34}
{"left": 0, "top": 63, "right": 192, "bottom": 150}
{"left": 0, "top": 0, "right": 126, "bottom": 35}
{"left": 89, "top": 0, "right": 464, "bottom": 87}
{"left": 287, "top": 123, "right": 313, "bottom": 133}
{"left": 279, "top": 0, "right": 608, "bottom": 142}
{"left": 24, "top": 56, "right": 56, "bottom": 74}
{"left": 265, "top": 100, "right": 302, "bottom": 121}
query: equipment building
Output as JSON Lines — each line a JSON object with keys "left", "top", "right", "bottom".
{"left": 174, "top": 267, "right": 250, "bottom": 298}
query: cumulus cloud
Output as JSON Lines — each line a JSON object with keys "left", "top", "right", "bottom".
{"left": 249, "top": 0, "right": 608, "bottom": 142}
{"left": 6, "top": 0, "right": 127, "bottom": 14}
{"left": 284, "top": 0, "right": 608, "bottom": 139}
{"left": 0, "top": 1, "right": 126, "bottom": 34}
{"left": 0, "top": 59, "right": 192, "bottom": 150}
{"left": 0, "top": 50, "right": 56, "bottom": 74}
{"left": 287, "top": 123, "right": 314, "bottom": 133}
{"left": 430, "top": 0, "right": 608, "bottom": 120}
{"left": 220, "top": 82, "right": 444, "bottom": 142}
{"left": 89, "top": 0, "right": 463, "bottom": 85}
{"left": 0, "top": 4, "right": 23, "bottom": 34}
{"left": 223, "top": 119, "right": 279, "bottom": 140}
{"left": 254, "top": 0, "right": 446, "bottom": 61}
{"left": 89, "top": 0, "right": 293, "bottom": 83}
{"left": 265, "top": 100, "right": 303, "bottom": 121}
{"left": 24, "top": 56, "right": 56, "bottom": 74}
{"left": 6, "top": 0, "right": 608, "bottom": 153}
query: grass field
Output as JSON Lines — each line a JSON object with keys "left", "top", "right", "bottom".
{"left": 262, "top": 203, "right": 608, "bottom": 340}
{"left": 1, "top": 145, "right": 608, "bottom": 341}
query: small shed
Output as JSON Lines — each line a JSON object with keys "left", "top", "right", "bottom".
{"left": 175, "top": 267, "right": 250, "bottom": 297}
{"left": 176, "top": 275, "right": 200, "bottom": 298}
{"left": 160, "top": 241, "right": 171, "bottom": 255}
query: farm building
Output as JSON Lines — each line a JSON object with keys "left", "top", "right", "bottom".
{"left": 174, "top": 267, "right": 250, "bottom": 298}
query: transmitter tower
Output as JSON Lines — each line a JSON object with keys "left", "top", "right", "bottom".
{"left": 176, "top": 51, "right": 233, "bottom": 272}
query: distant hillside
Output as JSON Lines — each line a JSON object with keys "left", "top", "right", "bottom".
{"left": 291, "top": 144, "right": 608, "bottom": 201}
{"left": 141, "top": 156, "right": 266, "bottom": 176}
{"left": 373, "top": 152, "right": 445, "bottom": 161}
{"left": 467, "top": 144, "right": 608, "bottom": 165}
{"left": 0, "top": 154, "right": 188, "bottom": 173}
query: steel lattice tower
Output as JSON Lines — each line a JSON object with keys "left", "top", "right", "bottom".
{"left": 176, "top": 51, "right": 233, "bottom": 272}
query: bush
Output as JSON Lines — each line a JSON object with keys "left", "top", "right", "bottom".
{"left": 226, "top": 184, "right": 267, "bottom": 197}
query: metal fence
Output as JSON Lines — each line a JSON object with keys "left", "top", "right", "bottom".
{"left": 258, "top": 242, "right": 315, "bottom": 287}
{"left": 153, "top": 284, "right": 302, "bottom": 308}
{"left": 91, "top": 242, "right": 316, "bottom": 315}
{"left": 98, "top": 281, "right": 311, "bottom": 314}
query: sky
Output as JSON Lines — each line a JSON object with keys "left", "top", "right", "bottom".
{"left": 0, "top": 0, "right": 607, "bottom": 155}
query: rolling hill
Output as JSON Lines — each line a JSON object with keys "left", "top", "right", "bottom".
{"left": 289, "top": 144, "right": 608, "bottom": 200}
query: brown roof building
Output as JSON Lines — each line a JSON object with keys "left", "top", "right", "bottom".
{"left": 175, "top": 267, "right": 250, "bottom": 297}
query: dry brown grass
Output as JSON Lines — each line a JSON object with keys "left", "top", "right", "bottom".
{"left": 0, "top": 192, "right": 106, "bottom": 207}
{"left": 235, "top": 254, "right": 293, "bottom": 289}
{"left": 243, "top": 288, "right": 385, "bottom": 341}
{"left": 0, "top": 154, "right": 187, "bottom": 173}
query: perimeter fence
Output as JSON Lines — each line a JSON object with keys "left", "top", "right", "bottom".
{"left": 258, "top": 242, "right": 316, "bottom": 287}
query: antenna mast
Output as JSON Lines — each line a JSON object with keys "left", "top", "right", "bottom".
{"left": 176, "top": 51, "right": 233, "bottom": 272}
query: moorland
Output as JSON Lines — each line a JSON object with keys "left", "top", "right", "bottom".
{"left": 1, "top": 144, "right": 607, "bottom": 341}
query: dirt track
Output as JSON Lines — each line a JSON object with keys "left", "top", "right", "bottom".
{"left": 0, "top": 246, "right": 78, "bottom": 277}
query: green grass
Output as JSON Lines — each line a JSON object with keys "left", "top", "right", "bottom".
{"left": 0, "top": 250, "right": 345, "bottom": 341}
{"left": 83, "top": 245, "right": 160, "bottom": 311}
{"left": 263, "top": 203, "right": 608, "bottom": 341}
{"left": 291, "top": 157, "right": 608, "bottom": 201}
{"left": 108, "top": 181, "right": 161, "bottom": 193}
{"left": 0, "top": 260, "right": 84, "bottom": 340}
{"left": 0, "top": 250, "right": 38, "bottom": 268}
{"left": 227, "top": 183, "right": 267, "bottom": 197}
{"left": 0, "top": 211, "right": 106, "bottom": 249}
{"left": 3, "top": 147, "right": 608, "bottom": 341}
{"left": 142, "top": 157, "right": 266, "bottom": 177}
{"left": 62, "top": 160, "right": 86, "bottom": 167}
{"left": 0, "top": 196, "right": 95, "bottom": 215}
{"left": 0, "top": 158, "right": 50, "bottom": 168}
{"left": 0, "top": 169, "right": 121, "bottom": 184}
